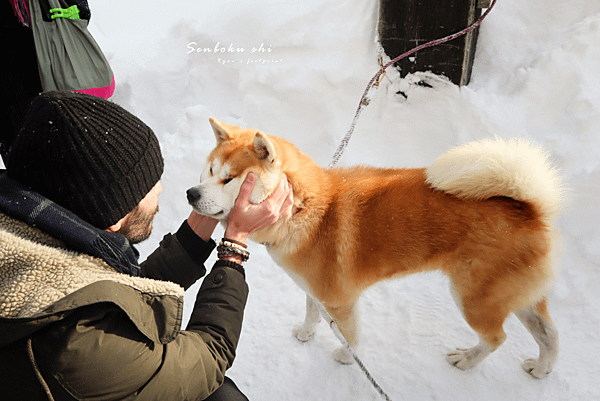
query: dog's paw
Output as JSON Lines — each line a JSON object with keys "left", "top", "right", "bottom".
{"left": 333, "top": 347, "right": 354, "bottom": 365}
{"left": 292, "top": 324, "right": 315, "bottom": 342}
{"left": 522, "top": 358, "right": 552, "bottom": 379}
{"left": 446, "top": 348, "right": 480, "bottom": 370}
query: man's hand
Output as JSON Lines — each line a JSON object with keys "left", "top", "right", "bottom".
{"left": 224, "top": 173, "right": 293, "bottom": 244}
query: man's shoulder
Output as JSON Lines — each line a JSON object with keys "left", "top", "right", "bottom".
{"left": 0, "top": 213, "right": 185, "bottom": 345}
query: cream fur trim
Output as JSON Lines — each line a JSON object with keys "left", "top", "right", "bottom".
{"left": 0, "top": 213, "right": 184, "bottom": 319}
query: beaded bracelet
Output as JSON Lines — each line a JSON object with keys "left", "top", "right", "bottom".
{"left": 222, "top": 237, "right": 247, "bottom": 249}
{"left": 217, "top": 239, "right": 250, "bottom": 263}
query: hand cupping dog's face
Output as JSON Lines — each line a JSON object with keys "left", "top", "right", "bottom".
{"left": 186, "top": 118, "right": 282, "bottom": 221}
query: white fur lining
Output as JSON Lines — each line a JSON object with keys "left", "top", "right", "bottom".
{"left": 0, "top": 213, "right": 184, "bottom": 319}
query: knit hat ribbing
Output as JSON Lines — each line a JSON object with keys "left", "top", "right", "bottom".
{"left": 6, "top": 91, "right": 164, "bottom": 229}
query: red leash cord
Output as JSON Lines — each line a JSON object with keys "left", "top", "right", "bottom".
{"left": 328, "top": 0, "right": 498, "bottom": 168}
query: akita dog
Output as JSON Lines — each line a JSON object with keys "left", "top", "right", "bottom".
{"left": 187, "top": 118, "right": 563, "bottom": 378}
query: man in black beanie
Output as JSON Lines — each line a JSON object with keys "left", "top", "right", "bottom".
{"left": 0, "top": 91, "right": 293, "bottom": 400}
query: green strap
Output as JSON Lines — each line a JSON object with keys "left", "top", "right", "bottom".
{"left": 49, "top": 5, "right": 80, "bottom": 20}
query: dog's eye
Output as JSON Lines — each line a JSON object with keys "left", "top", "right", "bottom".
{"left": 223, "top": 178, "right": 233, "bottom": 185}
{"left": 209, "top": 166, "right": 213, "bottom": 175}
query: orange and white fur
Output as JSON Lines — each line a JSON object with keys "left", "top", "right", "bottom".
{"left": 187, "top": 118, "right": 563, "bottom": 378}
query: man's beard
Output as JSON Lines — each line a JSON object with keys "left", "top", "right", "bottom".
{"left": 117, "top": 204, "right": 159, "bottom": 244}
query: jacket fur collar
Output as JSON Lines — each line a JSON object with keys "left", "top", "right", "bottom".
{"left": 0, "top": 212, "right": 184, "bottom": 320}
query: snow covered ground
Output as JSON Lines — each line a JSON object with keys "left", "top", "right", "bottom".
{"left": 81, "top": 0, "right": 600, "bottom": 399}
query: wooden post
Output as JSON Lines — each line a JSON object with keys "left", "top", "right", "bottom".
{"left": 378, "top": 0, "right": 488, "bottom": 86}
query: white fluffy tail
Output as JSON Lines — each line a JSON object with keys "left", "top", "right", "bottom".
{"left": 425, "top": 137, "right": 563, "bottom": 223}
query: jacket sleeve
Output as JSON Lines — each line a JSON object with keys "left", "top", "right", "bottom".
{"left": 33, "top": 266, "right": 249, "bottom": 401}
{"left": 140, "top": 221, "right": 216, "bottom": 290}
{"left": 139, "top": 266, "right": 249, "bottom": 399}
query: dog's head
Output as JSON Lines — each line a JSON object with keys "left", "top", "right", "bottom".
{"left": 187, "top": 117, "right": 283, "bottom": 221}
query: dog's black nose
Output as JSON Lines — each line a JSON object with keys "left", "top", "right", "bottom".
{"left": 186, "top": 188, "right": 201, "bottom": 203}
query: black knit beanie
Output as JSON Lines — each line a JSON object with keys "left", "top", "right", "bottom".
{"left": 6, "top": 91, "right": 164, "bottom": 229}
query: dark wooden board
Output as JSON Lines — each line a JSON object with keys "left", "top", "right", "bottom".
{"left": 378, "top": 0, "right": 486, "bottom": 86}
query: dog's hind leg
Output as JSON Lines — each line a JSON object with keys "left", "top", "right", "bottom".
{"left": 292, "top": 294, "right": 322, "bottom": 342}
{"left": 447, "top": 334, "right": 502, "bottom": 370}
{"left": 447, "top": 289, "right": 508, "bottom": 370}
{"left": 515, "top": 298, "right": 559, "bottom": 378}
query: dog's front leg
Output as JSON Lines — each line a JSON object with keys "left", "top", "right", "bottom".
{"left": 292, "top": 294, "right": 322, "bottom": 342}
{"left": 325, "top": 303, "right": 358, "bottom": 364}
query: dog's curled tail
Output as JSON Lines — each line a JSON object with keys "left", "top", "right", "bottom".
{"left": 425, "top": 137, "right": 564, "bottom": 223}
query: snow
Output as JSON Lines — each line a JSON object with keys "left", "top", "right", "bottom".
{"left": 82, "top": 0, "right": 600, "bottom": 399}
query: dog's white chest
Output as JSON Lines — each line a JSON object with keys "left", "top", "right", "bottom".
{"left": 266, "top": 246, "right": 313, "bottom": 296}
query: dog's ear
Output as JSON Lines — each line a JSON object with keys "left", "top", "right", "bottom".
{"left": 253, "top": 132, "right": 277, "bottom": 163}
{"left": 209, "top": 117, "right": 236, "bottom": 144}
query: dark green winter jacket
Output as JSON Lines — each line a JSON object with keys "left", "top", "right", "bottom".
{"left": 0, "top": 212, "right": 249, "bottom": 400}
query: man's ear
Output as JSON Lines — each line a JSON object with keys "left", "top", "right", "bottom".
{"left": 209, "top": 117, "right": 237, "bottom": 144}
{"left": 253, "top": 132, "right": 277, "bottom": 163}
{"left": 106, "top": 218, "right": 123, "bottom": 233}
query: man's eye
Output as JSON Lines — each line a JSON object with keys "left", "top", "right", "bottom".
{"left": 223, "top": 178, "right": 233, "bottom": 184}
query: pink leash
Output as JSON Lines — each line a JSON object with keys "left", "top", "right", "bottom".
{"left": 328, "top": 0, "right": 498, "bottom": 168}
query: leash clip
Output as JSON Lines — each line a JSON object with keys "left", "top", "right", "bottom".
{"left": 373, "top": 55, "right": 387, "bottom": 88}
